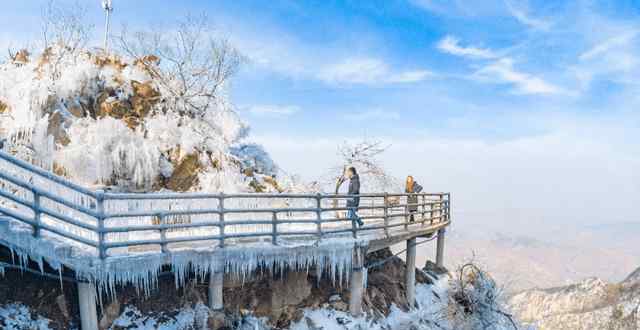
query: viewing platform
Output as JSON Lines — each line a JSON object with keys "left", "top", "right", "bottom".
{"left": 0, "top": 150, "right": 451, "bottom": 329}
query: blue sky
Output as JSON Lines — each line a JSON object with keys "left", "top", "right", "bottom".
{"left": 1, "top": 0, "right": 639, "bottom": 232}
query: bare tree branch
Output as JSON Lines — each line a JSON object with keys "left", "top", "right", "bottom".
{"left": 116, "top": 14, "right": 242, "bottom": 118}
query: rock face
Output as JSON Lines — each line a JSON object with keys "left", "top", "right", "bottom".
{"left": 508, "top": 266, "right": 640, "bottom": 330}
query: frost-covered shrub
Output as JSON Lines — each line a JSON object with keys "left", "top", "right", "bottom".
{"left": 447, "top": 263, "right": 519, "bottom": 330}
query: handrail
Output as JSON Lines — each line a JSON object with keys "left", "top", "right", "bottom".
{"left": 0, "top": 150, "right": 451, "bottom": 260}
{"left": 0, "top": 151, "right": 96, "bottom": 198}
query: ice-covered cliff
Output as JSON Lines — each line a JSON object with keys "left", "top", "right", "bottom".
{"left": 0, "top": 45, "right": 292, "bottom": 194}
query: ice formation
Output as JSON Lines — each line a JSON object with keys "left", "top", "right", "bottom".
{"left": 0, "top": 45, "right": 286, "bottom": 193}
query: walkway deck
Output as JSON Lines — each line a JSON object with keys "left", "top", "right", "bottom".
{"left": 0, "top": 150, "right": 451, "bottom": 327}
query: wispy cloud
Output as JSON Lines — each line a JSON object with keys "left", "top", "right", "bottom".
{"left": 317, "top": 58, "right": 431, "bottom": 85}
{"left": 409, "top": 0, "right": 505, "bottom": 17}
{"left": 579, "top": 31, "right": 639, "bottom": 61}
{"left": 473, "top": 58, "right": 565, "bottom": 95}
{"left": 504, "top": 0, "right": 552, "bottom": 31}
{"left": 437, "top": 35, "right": 498, "bottom": 59}
{"left": 342, "top": 108, "right": 400, "bottom": 121}
{"left": 246, "top": 105, "right": 300, "bottom": 117}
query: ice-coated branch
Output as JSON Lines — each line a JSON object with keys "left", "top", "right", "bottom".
{"left": 116, "top": 14, "right": 242, "bottom": 118}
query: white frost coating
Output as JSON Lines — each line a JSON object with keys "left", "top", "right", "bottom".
{"left": 0, "top": 45, "right": 288, "bottom": 194}
{"left": 60, "top": 117, "right": 161, "bottom": 189}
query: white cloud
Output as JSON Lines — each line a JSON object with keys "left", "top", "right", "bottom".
{"left": 317, "top": 58, "right": 431, "bottom": 85}
{"left": 504, "top": 0, "right": 552, "bottom": 31}
{"left": 246, "top": 105, "right": 300, "bottom": 117}
{"left": 410, "top": 0, "right": 506, "bottom": 17}
{"left": 579, "top": 31, "right": 639, "bottom": 61}
{"left": 473, "top": 58, "right": 565, "bottom": 95}
{"left": 437, "top": 35, "right": 498, "bottom": 59}
{"left": 342, "top": 109, "right": 400, "bottom": 121}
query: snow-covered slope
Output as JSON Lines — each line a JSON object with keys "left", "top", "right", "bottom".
{"left": 508, "top": 266, "right": 640, "bottom": 329}
{"left": 0, "top": 46, "right": 292, "bottom": 193}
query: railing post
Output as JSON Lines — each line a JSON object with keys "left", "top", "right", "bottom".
{"left": 159, "top": 213, "right": 168, "bottom": 254}
{"left": 271, "top": 211, "right": 278, "bottom": 245}
{"left": 383, "top": 193, "right": 389, "bottom": 238}
{"left": 351, "top": 209, "right": 358, "bottom": 239}
{"left": 438, "top": 194, "right": 444, "bottom": 223}
{"left": 446, "top": 193, "right": 451, "bottom": 223}
{"left": 429, "top": 198, "right": 434, "bottom": 225}
{"left": 96, "top": 190, "right": 106, "bottom": 259}
{"left": 315, "top": 193, "right": 323, "bottom": 242}
{"left": 421, "top": 194, "right": 426, "bottom": 226}
{"left": 32, "top": 189, "right": 41, "bottom": 238}
{"left": 218, "top": 194, "right": 225, "bottom": 248}
{"left": 404, "top": 194, "right": 409, "bottom": 231}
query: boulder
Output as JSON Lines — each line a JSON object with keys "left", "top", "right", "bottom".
{"left": 270, "top": 271, "right": 312, "bottom": 313}
{"left": 99, "top": 98, "right": 132, "bottom": 120}
{"left": 66, "top": 101, "right": 85, "bottom": 118}
{"left": 55, "top": 294, "right": 69, "bottom": 320}
{"left": 207, "top": 311, "right": 226, "bottom": 330}
{"left": 131, "top": 80, "right": 160, "bottom": 118}
{"left": 13, "top": 49, "right": 30, "bottom": 64}
{"left": 133, "top": 55, "right": 161, "bottom": 72}
{"left": 99, "top": 298, "right": 121, "bottom": 330}
{"left": 47, "top": 111, "right": 70, "bottom": 146}
{"left": 166, "top": 153, "right": 201, "bottom": 192}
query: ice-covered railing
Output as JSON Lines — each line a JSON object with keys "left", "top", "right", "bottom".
{"left": 0, "top": 150, "right": 450, "bottom": 260}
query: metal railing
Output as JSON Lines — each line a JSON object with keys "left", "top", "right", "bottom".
{"left": 0, "top": 151, "right": 450, "bottom": 259}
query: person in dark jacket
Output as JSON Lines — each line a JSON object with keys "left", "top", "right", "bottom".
{"left": 346, "top": 167, "right": 363, "bottom": 226}
{"left": 405, "top": 175, "right": 423, "bottom": 222}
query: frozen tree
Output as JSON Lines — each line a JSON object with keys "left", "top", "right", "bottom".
{"left": 38, "top": 0, "right": 94, "bottom": 82}
{"left": 329, "top": 139, "right": 400, "bottom": 193}
{"left": 447, "top": 262, "right": 520, "bottom": 330}
{"left": 117, "top": 14, "right": 242, "bottom": 118}
{"left": 41, "top": 0, "right": 92, "bottom": 52}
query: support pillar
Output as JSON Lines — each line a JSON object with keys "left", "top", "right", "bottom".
{"left": 208, "top": 271, "right": 224, "bottom": 311}
{"left": 436, "top": 228, "right": 446, "bottom": 268}
{"left": 77, "top": 282, "right": 98, "bottom": 330}
{"left": 349, "top": 249, "right": 365, "bottom": 316}
{"left": 405, "top": 238, "right": 416, "bottom": 307}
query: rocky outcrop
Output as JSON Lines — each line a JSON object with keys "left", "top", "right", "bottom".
{"left": 1, "top": 46, "right": 286, "bottom": 193}
{"left": 508, "top": 267, "right": 640, "bottom": 330}
{"left": 166, "top": 153, "right": 202, "bottom": 192}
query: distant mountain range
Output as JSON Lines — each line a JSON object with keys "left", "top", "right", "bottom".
{"left": 508, "top": 266, "right": 640, "bottom": 329}
{"left": 412, "top": 221, "right": 640, "bottom": 293}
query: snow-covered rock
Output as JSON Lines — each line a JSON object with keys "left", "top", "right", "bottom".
{"left": 0, "top": 45, "right": 288, "bottom": 193}
{"left": 508, "top": 266, "right": 640, "bottom": 330}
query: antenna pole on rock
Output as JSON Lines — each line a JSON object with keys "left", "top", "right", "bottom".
{"left": 102, "top": 0, "right": 114, "bottom": 54}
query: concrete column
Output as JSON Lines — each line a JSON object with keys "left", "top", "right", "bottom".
{"left": 436, "top": 228, "right": 446, "bottom": 268}
{"left": 208, "top": 271, "right": 224, "bottom": 310}
{"left": 349, "top": 249, "right": 365, "bottom": 316}
{"left": 77, "top": 282, "right": 98, "bottom": 330}
{"left": 405, "top": 238, "right": 416, "bottom": 307}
